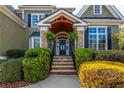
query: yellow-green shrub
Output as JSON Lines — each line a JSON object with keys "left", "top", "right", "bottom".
{"left": 23, "top": 48, "right": 51, "bottom": 83}
{"left": 79, "top": 61, "right": 124, "bottom": 88}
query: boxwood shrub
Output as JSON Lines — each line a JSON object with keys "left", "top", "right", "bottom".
{"left": 23, "top": 48, "right": 51, "bottom": 83}
{"left": 6, "top": 49, "right": 25, "bottom": 58}
{"left": 92, "top": 50, "right": 124, "bottom": 63}
{"left": 0, "top": 58, "right": 23, "bottom": 83}
{"left": 79, "top": 61, "right": 124, "bottom": 88}
{"left": 75, "top": 48, "right": 93, "bottom": 70}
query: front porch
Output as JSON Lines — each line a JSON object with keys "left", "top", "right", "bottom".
{"left": 37, "top": 9, "right": 87, "bottom": 56}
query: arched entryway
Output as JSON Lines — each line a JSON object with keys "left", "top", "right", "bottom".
{"left": 50, "top": 16, "right": 73, "bottom": 55}
{"left": 38, "top": 9, "right": 87, "bottom": 56}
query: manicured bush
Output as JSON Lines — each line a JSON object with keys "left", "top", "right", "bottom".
{"left": 6, "top": 49, "right": 25, "bottom": 58}
{"left": 79, "top": 61, "right": 124, "bottom": 88}
{"left": 75, "top": 48, "right": 93, "bottom": 69}
{"left": 0, "top": 58, "right": 23, "bottom": 83}
{"left": 92, "top": 50, "right": 124, "bottom": 63}
{"left": 23, "top": 48, "right": 51, "bottom": 83}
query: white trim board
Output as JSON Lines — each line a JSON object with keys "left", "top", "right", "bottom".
{"left": 37, "top": 9, "right": 87, "bottom": 27}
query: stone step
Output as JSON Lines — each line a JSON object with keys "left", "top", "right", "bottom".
{"left": 52, "top": 66, "right": 74, "bottom": 70}
{"left": 50, "top": 70, "right": 76, "bottom": 75}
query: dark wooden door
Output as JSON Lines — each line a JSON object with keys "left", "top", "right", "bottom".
{"left": 59, "top": 40, "right": 66, "bottom": 55}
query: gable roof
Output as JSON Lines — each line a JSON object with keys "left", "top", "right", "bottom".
{"left": 77, "top": 5, "right": 124, "bottom": 20}
{"left": 0, "top": 5, "right": 27, "bottom": 28}
{"left": 37, "top": 8, "right": 87, "bottom": 27}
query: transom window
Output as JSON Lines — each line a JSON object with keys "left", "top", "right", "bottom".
{"left": 31, "top": 13, "right": 45, "bottom": 27}
{"left": 93, "top": 5, "right": 102, "bottom": 14}
{"left": 31, "top": 37, "right": 40, "bottom": 48}
{"left": 89, "top": 26, "right": 107, "bottom": 50}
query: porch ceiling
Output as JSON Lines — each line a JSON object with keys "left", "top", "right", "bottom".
{"left": 50, "top": 16, "right": 73, "bottom": 34}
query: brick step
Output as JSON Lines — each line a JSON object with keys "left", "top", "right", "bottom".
{"left": 53, "top": 56, "right": 72, "bottom": 59}
{"left": 52, "top": 62, "right": 73, "bottom": 65}
{"left": 50, "top": 70, "right": 76, "bottom": 75}
{"left": 53, "top": 61, "right": 73, "bottom": 63}
{"left": 52, "top": 64, "right": 74, "bottom": 66}
{"left": 52, "top": 65, "right": 74, "bottom": 67}
{"left": 53, "top": 59, "right": 73, "bottom": 62}
{"left": 52, "top": 66, "right": 74, "bottom": 70}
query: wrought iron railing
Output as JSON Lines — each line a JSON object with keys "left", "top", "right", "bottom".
{"left": 50, "top": 42, "right": 55, "bottom": 71}
{"left": 71, "top": 46, "right": 77, "bottom": 71}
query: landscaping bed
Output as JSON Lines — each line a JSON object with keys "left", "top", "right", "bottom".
{"left": 0, "top": 48, "right": 51, "bottom": 87}
{"left": 79, "top": 61, "right": 124, "bottom": 88}
{"left": 75, "top": 48, "right": 124, "bottom": 88}
{"left": 0, "top": 80, "right": 30, "bottom": 88}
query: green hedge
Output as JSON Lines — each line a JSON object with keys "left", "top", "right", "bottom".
{"left": 75, "top": 48, "right": 93, "bottom": 70}
{"left": 92, "top": 50, "right": 124, "bottom": 63}
{"left": 0, "top": 58, "right": 23, "bottom": 83}
{"left": 23, "top": 48, "right": 51, "bottom": 83}
{"left": 6, "top": 49, "right": 25, "bottom": 58}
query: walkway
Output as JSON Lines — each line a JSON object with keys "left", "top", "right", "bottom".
{"left": 24, "top": 75, "right": 80, "bottom": 88}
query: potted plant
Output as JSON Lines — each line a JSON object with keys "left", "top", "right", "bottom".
{"left": 68, "top": 31, "right": 78, "bottom": 50}
{"left": 68, "top": 31, "right": 78, "bottom": 42}
{"left": 45, "top": 31, "right": 56, "bottom": 49}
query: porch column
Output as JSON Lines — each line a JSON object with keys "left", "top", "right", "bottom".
{"left": 40, "top": 26, "right": 49, "bottom": 47}
{"left": 76, "top": 27, "right": 85, "bottom": 48}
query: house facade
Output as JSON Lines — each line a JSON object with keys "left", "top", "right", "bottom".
{"left": 0, "top": 5, "right": 124, "bottom": 57}
{"left": 0, "top": 5, "right": 29, "bottom": 59}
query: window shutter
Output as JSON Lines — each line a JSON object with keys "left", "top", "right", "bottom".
{"left": 107, "top": 27, "right": 111, "bottom": 50}
{"left": 28, "top": 14, "right": 31, "bottom": 27}
{"left": 84, "top": 27, "right": 89, "bottom": 48}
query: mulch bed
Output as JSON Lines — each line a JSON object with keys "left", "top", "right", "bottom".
{"left": 0, "top": 80, "right": 31, "bottom": 88}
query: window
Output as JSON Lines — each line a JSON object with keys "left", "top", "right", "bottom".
{"left": 89, "top": 26, "right": 107, "bottom": 50}
{"left": 31, "top": 13, "right": 45, "bottom": 27}
{"left": 93, "top": 5, "right": 102, "bottom": 14}
{"left": 30, "top": 37, "right": 40, "bottom": 48}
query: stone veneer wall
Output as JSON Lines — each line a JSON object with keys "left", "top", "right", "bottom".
{"left": 40, "top": 31, "right": 48, "bottom": 47}
{"left": 77, "top": 31, "right": 84, "bottom": 48}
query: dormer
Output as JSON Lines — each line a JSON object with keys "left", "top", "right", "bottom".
{"left": 77, "top": 5, "right": 124, "bottom": 20}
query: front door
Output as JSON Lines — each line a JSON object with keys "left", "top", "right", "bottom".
{"left": 59, "top": 40, "right": 66, "bottom": 55}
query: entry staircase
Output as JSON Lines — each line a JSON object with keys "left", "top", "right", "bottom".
{"left": 50, "top": 56, "right": 76, "bottom": 75}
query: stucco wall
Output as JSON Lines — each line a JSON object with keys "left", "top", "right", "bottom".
{"left": 0, "top": 11, "right": 29, "bottom": 56}
{"left": 81, "top": 5, "right": 114, "bottom": 18}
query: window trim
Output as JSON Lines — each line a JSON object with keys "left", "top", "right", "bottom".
{"left": 29, "top": 36, "right": 41, "bottom": 48}
{"left": 93, "top": 5, "right": 102, "bottom": 15}
{"left": 88, "top": 26, "right": 107, "bottom": 50}
{"left": 31, "top": 13, "right": 45, "bottom": 27}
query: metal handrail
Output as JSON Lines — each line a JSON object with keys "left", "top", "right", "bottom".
{"left": 50, "top": 42, "right": 55, "bottom": 71}
{"left": 71, "top": 46, "right": 77, "bottom": 71}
